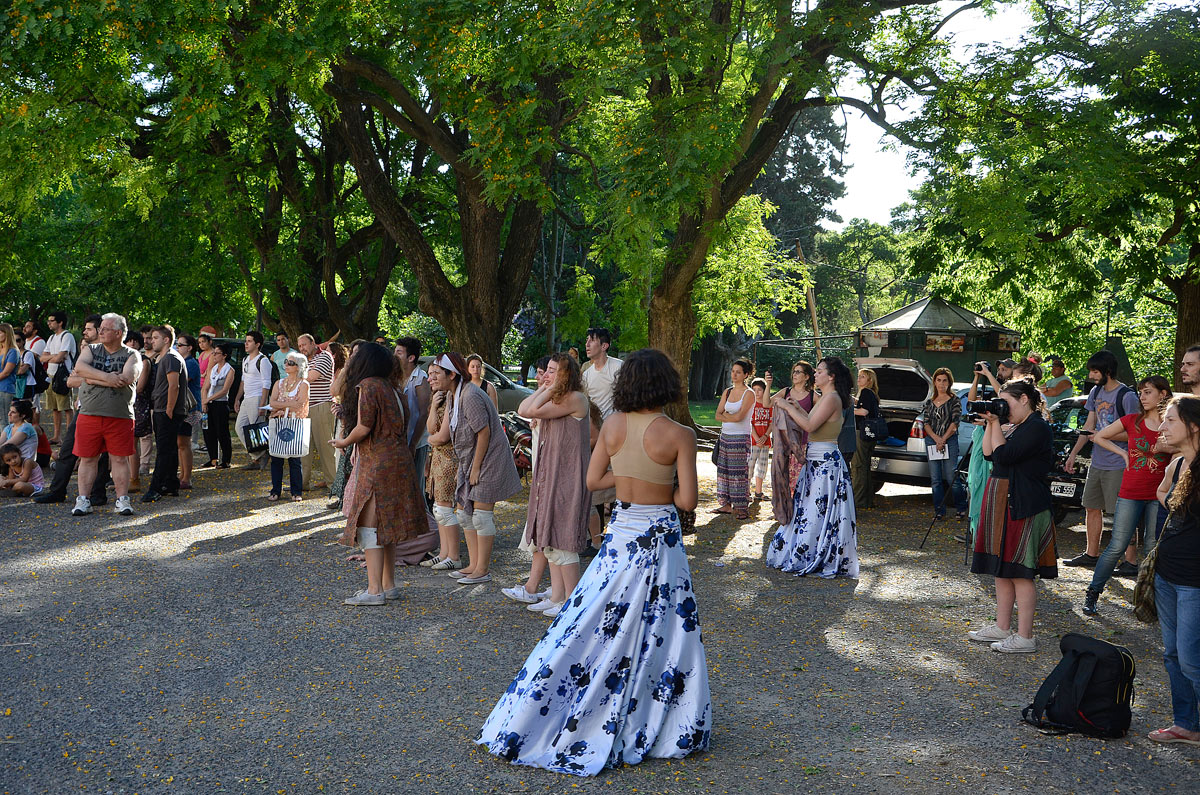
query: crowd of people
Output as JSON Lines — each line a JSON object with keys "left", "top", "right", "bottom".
{"left": 4, "top": 309, "right": 1200, "bottom": 768}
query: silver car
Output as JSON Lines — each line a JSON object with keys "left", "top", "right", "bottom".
{"left": 855, "top": 357, "right": 976, "bottom": 492}
{"left": 418, "top": 356, "right": 533, "bottom": 414}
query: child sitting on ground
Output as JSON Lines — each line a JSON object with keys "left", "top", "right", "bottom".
{"left": 0, "top": 442, "right": 44, "bottom": 497}
{"left": 749, "top": 377, "right": 773, "bottom": 501}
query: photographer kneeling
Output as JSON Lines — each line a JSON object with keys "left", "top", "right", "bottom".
{"left": 967, "top": 377, "right": 1058, "bottom": 654}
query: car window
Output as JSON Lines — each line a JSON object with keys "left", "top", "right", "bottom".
{"left": 483, "top": 365, "right": 508, "bottom": 390}
{"left": 1051, "top": 403, "right": 1085, "bottom": 430}
{"left": 873, "top": 367, "right": 931, "bottom": 402}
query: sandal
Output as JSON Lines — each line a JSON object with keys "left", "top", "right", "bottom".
{"left": 754, "top": 492, "right": 765, "bottom": 501}
{"left": 733, "top": 509, "right": 749, "bottom": 520}
{"left": 1148, "top": 726, "right": 1200, "bottom": 746}
{"left": 714, "top": 505, "right": 732, "bottom": 514}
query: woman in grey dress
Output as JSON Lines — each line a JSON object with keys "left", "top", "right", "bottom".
{"left": 517, "top": 353, "right": 591, "bottom": 617}
{"left": 436, "top": 352, "right": 522, "bottom": 585}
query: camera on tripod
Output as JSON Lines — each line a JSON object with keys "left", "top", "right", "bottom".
{"left": 963, "top": 398, "right": 1009, "bottom": 424}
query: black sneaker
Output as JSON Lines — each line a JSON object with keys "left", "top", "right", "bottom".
{"left": 1063, "top": 552, "right": 1099, "bottom": 568}
{"left": 140, "top": 491, "right": 162, "bottom": 503}
{"left": 1082, "top": 588, "right": 1101, "bottom": 616}
{"left": 1113, "top": 560, "right": 1140, "bottom": 578}
{"left": 33, "top": 492, "right": 66, "bottom": 504}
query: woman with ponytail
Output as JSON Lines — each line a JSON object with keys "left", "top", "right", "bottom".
{"left": 1148, "top": 394, "right": 1200, "bottom": 746}
{"left": 968, "top": 377, "right": 1057, "bottom": 653}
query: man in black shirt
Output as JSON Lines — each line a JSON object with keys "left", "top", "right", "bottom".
{"left": 143, "top": 325, "right": 187, "bottom": 502}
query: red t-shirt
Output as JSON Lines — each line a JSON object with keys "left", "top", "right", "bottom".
{"left": 751, "top": 403, "right": 772, "bottom": 446}
{"left": 1118, "top": 414, "right": 1170, "bottom": 500}
{"left": 36, "top": 425, "right": 51, "bottom": 459}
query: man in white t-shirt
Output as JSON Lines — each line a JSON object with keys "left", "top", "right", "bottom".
{"left": 22, "top": 320, "right": 46, "bottom": 358}
{"left": 40, "top": 311, "right": 78, "bottom": 444}
{"left": 581, "top": 327, "right": 623, "bottom": 419}
{"left": 233, "top": 330, "right": 272, "bottom": 469}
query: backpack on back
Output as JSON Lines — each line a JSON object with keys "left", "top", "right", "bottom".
{"left": 30, "top": 356, "right": 50, "bottom": 395}
{"left": 1022, "top": 633, "right": 1135, "bottom": 738}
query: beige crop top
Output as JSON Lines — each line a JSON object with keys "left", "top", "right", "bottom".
{"left": 610, "top": 411, "right": 677, "bottom": 485}
{"left": 808, "top": 399, "right": 844, "bottom": 442}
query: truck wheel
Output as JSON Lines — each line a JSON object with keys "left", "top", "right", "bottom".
{"left": 873, "top": 477, "right": 886, "bottom": 494}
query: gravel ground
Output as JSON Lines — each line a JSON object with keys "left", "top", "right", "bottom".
{"left": 1, "top": 454, "right": 1197, "bottom": 794}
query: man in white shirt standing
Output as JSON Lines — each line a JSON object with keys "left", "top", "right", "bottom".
{"left": 40, "top": 311, "right": 77, "bottom": 445}
{"left": 298, "top": 333, "right": 336, "bottom": 489}
{"left": 581, "top": 327, "right": 623, "bottom": 419}
{"left": 234, "top": 330, "right": 272, "bottom": 470}
{"left": 22, "top": 320, "right": 46, "bottom": 358}
{"left": 395, "top": 336, "right": 432, "bottom": 482}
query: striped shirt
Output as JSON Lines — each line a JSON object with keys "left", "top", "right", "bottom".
{"left": 308, "top": 349, "right": 335, "bottom": 405}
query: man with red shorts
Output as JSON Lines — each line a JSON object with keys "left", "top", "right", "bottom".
{"left": 71, "top": 313, "right": 141, "bottom": 516}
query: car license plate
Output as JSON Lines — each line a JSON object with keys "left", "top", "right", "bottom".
{"left": 1050, "top": 482, "right": 1076, "bottom": 498}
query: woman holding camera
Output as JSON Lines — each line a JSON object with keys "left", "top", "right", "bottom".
{"left": 968, "top": 378, "right": 1057, "bottom": 653}
{"left": 852, "top": 368, "right": 881, "bottom": 509}
{"left": 923, "top": 367, "right": 968, "bottom": 520}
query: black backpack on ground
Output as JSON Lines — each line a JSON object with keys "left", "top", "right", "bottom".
{"left": 1022, "top": 633, "right": 1135, "bottom": 738}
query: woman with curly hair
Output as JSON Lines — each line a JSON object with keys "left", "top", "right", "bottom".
{"left": 1148, "top": 394, "right": 1200, "bottom": 746}
{"left": 478, "top": 348, "right": 710, "bottom": 775}
{"left": 767, "top": 356, "right": 859, "bottom": 578}
{"left": 331, "top": 343, "right": 428, "bottom": 605}
{"left": 514, "top": 353, "right": 591, "bottom": 617}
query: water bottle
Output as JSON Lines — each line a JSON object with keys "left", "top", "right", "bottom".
{"left": 201, "top": 412, "right": 208, "bottom": 430}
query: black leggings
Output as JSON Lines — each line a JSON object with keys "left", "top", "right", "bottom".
{"left": 203, "top": 401, "right": 232, "bottom": 466}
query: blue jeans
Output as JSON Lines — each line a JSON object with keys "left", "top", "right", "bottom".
{"left": 1089, "top": 497, "right": 1158, "bottom": 593}
{"left": 271, "top": 455, "right": 303, "bottom": 498}
{"left": 1155, "top": 575, "right": 1200, "bottom": 732}
{"left": 927, "top": 438, "right": 967, "bottom": 516}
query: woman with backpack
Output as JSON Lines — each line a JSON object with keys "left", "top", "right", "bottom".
{"left": 1149, "top": 394, "right": 1200, "bottom": 746}
{"left": 1082, "top": 376, "right": 1173, "bottom": 616}
{"left": 968, "top": 377, "right": 1057, "bottom": 654}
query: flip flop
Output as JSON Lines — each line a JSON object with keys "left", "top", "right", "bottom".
{"left": 714, "top": 505, "right": 732, "bottom": 514}
{"left": 1149, "top": 727, "right": 1200, "bottom": 746}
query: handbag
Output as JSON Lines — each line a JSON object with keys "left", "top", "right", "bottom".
{"left": 1133, "top": 522, "right": 1165, "bottom": 623}
{"left": 269, "top": 409, "right": 311, "bottom": 459}
{"left": 242, "top": 419, "right": 271, "bottom": 453}
{"left": 710, "top": 435, "right": 722, "bottom": 465}
{"left": 863, "top": 416, "right": 889, "bottom": 441}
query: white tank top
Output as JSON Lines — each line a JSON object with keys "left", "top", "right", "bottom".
{"left": 721, "top": 388, "right": 753, "bottom": 435}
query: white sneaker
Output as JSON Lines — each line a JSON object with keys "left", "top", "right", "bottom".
{"left": 968, "top": 624, "right": 1012, "bottom": 643}
{"left": 502, "top": 585, "right": 540, "bottom": 604}
{"left": 541, "top": 601, "right": 565, "bottom": 617}
{"left": 115, "top": 496, "right": 134, "bottom": 516}
{"left": 991, "top": 634, "right": 1037, "bottom": 654}
{"left": 527, "top": 598, "right": 555, "bottom": 612}
{"left": 431, "top": 558, "right": 462, "bottom": 571}
{"left": 71, "top": 496, "right": 92, "bottom": 516}
{"left": 419, "top": 554, "right": 443, "bottom": 568}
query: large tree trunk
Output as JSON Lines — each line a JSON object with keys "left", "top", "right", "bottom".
{"left": 1171, "top": 258, "right": 1200, "bottom": 392}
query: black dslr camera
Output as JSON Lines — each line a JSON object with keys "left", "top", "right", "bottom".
{"left": 973, "top": 360, "right": 993, "bottom": 373}
{"left": 963, "top": 398, "right": 1009, "bottom": 424}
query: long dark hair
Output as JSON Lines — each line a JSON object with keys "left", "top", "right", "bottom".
{"left": 1167, "top": 395, "right": 1200, "bottom": 514}
{"left": 819, "top": 356, "right": 853, "bottom": 409}
{"left": 1001, "top": 375, "right": 1044, "bottom": 415}
{"left": 342, "top": 343, "right": 394, "bottom": 429}
{"left": 1136, "top": 375, "right": 1172, "bottom": 423}
{"left": 10, "top": 399, "right": 34, "bottom": 424}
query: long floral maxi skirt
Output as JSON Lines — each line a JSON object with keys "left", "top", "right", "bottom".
{"left": 477, "top": 503, "right": 712, "bottom": 776}
{"left": 765, "top": 442, "right": 859, "bottom": 578}
{"left": 971, "top": 476, "right": 1057, "bottom": 580}
{"left": 715, "top": 432, "right": 750, "bottom": 510}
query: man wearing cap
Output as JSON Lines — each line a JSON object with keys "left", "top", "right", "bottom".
{"left": 1040, "top": 357, "right": 1074, "bottom": 408}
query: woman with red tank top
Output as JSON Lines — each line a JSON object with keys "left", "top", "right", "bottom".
{"left": 1083, "top": 376, "right": 1173, "bottom": 616}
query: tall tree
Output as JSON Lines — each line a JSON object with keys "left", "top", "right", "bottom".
{"left": 904, "top": 0, "right": 1199, "bottom": 376}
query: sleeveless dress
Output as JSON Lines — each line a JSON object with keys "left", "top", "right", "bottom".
{"left": 765, "top": 401, "right": 859, "bottom": 578}
{"left": 770, "top": 388, "right": 812, "bottom": 524}
{"left": 524, "top": 412, "right": 591, "bottom": 553}
{"left": 477, "top": 412, "right": 712, "bottom": 775}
